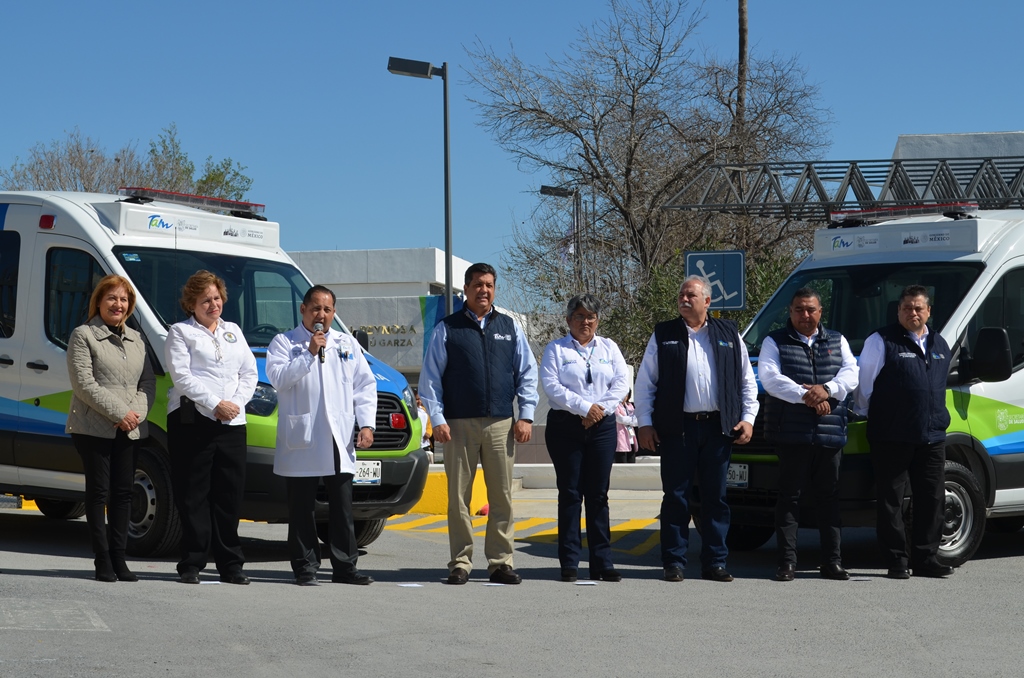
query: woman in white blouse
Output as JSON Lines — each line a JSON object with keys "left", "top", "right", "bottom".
{"left": 165, "top": 271, "right": 257, "bottom": 585}
{"left": 540, "top": 294, "right": 630, "bottom": 583}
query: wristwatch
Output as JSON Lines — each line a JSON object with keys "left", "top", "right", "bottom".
{"left": 821, "top": 383, "right": 832, "bottom": 398}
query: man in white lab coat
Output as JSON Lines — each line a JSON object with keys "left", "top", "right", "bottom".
{"left": 267, "top": 285, "right": 377, "bottom": 586}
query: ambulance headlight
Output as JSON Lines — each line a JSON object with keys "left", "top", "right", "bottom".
{"left": 402, "top": 386, "right": 418, "bottom": 418}
{"left": 246, "top": 382, "right": 278, "bottom": 417}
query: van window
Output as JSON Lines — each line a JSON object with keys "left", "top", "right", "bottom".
{"left": 967, "top": 268, "right": 1024, "bottom": 369}
{"left": 45, "top": 248, "right": 106, "bottom": 349}
{"left": 113, "top": 247, "right": 344, "bottom": 348}
{"left": 744, "top": 262, "right": 984, "bottom": 356}
{"left": 0, "top": 231, "right": 19, "bottom": 338}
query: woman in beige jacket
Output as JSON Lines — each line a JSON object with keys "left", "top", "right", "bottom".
{"left": 66, "top": 275, "right": 155, "bottom": 582}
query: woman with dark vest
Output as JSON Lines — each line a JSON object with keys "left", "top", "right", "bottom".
{"left": 540, "top": 294, "right": 630, "bottom": 582}
{"left": 66, "top": 275, "right": 155, "bottom": 582}
{"left": 759, "top": 287, "right": 859, "bottom": 582}
{"left": 165, "top": 270, "right": 257, "bottom": 585}
{"left": 854, "top": 284, "right": 954, "bottom": 579}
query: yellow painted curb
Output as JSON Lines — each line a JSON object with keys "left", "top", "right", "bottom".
{"left": 409, "top": 468, "right": 489, "bottom": 515}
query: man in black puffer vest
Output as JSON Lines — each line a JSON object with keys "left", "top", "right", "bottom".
{"left": 760, "top": 288, "right": 859, "bottom": 582}
{"left": 854, "top": 285, "right": 954, "bottom": 579}
{"left": 419, "top": 263, "right": 538, "bottom": 586}
{"left": 635, "top": 276, "right": 759, "bottom": 583}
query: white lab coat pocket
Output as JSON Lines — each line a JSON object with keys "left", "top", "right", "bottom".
{"left": 283, "top": 413, "right": 314, "bottom": 449}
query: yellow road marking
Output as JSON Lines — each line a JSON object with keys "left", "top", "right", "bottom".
{"left": 386, "top": 515, "right": 448, "bottom": 530}
{"left": 609, "top": 518, "right": 658, "bottom": 543}
{"left": 423, "top": 516, "right": 487, "bottom": 533}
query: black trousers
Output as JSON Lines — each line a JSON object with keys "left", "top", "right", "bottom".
{"left": 774, "top": 444, "right": 842, "bottom": 566}
{"left": 72, "top": 431, "right": 135, "bottom": 558}
{"left": 285, "top": 440, "right": 358, "bottom": 577}
{"left": 871, "top": 440, "right": 945, "bottom": 568}
{"left": 168, "top": 410, "right": 247, "bottom": 575}
{"left": 545, "top": 410, "right": 617, "bottom": 571}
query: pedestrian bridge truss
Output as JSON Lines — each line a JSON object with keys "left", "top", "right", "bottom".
{"left": 664, "top": 157, "right": 1024, "bottom": 222}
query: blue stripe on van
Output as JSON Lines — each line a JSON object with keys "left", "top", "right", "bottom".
{"left": 0, "top": 203, "right": 9, "bottom": 228}
{"left": 0, "top": 396, "right": 69, "bottom": 437}
{"left": 982, "top": 430, "right": 1024, "bottom": 456}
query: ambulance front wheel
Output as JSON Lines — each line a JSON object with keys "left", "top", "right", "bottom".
{"left": 127, "top": 445, "right": 182, "bottom": 558}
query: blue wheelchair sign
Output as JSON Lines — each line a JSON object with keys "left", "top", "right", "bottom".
{"left": 684, "top": 251, "right": 745, "bottom": 310}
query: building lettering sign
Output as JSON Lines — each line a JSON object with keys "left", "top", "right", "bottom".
{"left": 356, "top": 324, "right": 417, "bottom": 348}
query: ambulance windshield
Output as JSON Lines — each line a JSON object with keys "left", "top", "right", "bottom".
{"left": 743, "top": 262, "right": 984, "bottom": 356}
{"left": 113, "top": 247, "right": 347, "bottom": 347}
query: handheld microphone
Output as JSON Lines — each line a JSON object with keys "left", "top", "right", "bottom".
{"left": 313, "top": 322, "right": 325, "bottom": 363}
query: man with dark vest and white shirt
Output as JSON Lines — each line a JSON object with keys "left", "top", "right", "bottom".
{"left": 855, "top": 284, "right": 954, "bottom": 579}
{"left": 420, "top": 263, "right": 538, "bottom": 585}
{"left": 759, "top": 287, "right": 859, "bottom": 582}
{"left": 634, "top": 275, "right": 758, "bottom": 583}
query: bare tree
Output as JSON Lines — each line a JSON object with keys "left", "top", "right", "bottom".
{"left": 1, "top": 123, "right": 252, "bottom": 200}
{"left": 467, "top": 0, "right": 831, "bottom": 362}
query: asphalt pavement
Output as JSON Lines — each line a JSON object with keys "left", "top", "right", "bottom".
{"left": 2, "top": 494, "right": 1024, "bottom": 678}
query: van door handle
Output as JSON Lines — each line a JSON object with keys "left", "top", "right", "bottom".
{"left": 26, "top": 361, "right": 49, "bottom": 371}
{"left": 0, "top": 355, "right": 14, "bottom": 366}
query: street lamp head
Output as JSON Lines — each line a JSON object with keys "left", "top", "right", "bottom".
{"left": 540, "top": 185, "right": 574, "bottom": 198}
{"left": 388, "top": 56, "right": 440, "bottom": 79}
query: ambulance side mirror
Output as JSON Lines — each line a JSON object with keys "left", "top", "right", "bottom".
{"left": 969, "top": 327, "right": 1012, "bottom": 383}
{"left": 353, "top": 329, "right": 369, "bottom": 352}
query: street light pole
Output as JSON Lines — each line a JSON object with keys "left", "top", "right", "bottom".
{"left": 540, "top": 184, "right": 582, "bottom": 290}
{"left": 387, "top": 56, "right": 454, "bottom": 316}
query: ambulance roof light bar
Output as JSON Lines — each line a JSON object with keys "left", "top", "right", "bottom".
{"left": 117, "top": 187, "right": 266, "bottom": 219}
{"left": 828, "top": 202, "right": 979, "bottom": 228}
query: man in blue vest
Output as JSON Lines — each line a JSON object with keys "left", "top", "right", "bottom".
{"left": 635, "top": 275, "right": 759, "bottom": 582}
{"left": 854, "top": 285, "right": 954, "bottom": 579}
{"left": 420, "top": 263, "right": 538, "bottom": 585}
{"left": 759, "top": 288, "right": 859, "bottom": 582}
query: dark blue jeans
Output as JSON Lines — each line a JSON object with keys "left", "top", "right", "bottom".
{"left": 659, "top": 418, "right": 733, "bottom": 569}
{"left": 545, "top": 409, "right": 617, "bottom": 571}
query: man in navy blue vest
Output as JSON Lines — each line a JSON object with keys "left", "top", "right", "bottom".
{"left": 854, "top": 285, "right": 954, "bottom": 579}
{"left": 634, "top": 275, "right": 759, "bottom": 582}
{"left": 759, "top": 288, "right": 859, "bottom": 582}
{"left": 419, "top": 263, "right": 538, "bottom": 585}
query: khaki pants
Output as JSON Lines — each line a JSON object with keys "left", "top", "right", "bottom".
{"left": 444, "top": 417, "right": 515, "bottom": 574}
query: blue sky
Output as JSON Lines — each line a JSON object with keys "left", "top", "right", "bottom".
{"left": 3, "top": 1, "right": 1022, "bottom": 267}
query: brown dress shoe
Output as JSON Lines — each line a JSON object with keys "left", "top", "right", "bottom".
{"left": 446, "top": 567, "right": 469, "bottom": 585}
{"left": 488, "top": 565, "right": 522, "bottom": 585}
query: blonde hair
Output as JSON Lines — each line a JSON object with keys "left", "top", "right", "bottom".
{"left": 179, "top": 270, "right": 228, "bottom": 316}
{"left": 88, "top": 275, "right": 136, "bottom": 326}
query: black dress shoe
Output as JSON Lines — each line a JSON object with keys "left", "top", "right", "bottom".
{"left": 914, "top": 562, "right": 954, "bottom": 578}
{"left": 332, "top": 571, "right": 373, "bottom": 585}
{"left": 560, "top": 568, "right": 578, "bottom": 582}
{"left": 94, "top": 558, "right": 117, "bottom": 583}
{"left": 590, "top": 569, "right": 622, "bottom": 583}
{"left": 701, "top": 567, "right": 734, "bottom": 582}
{"left": 295, "top": 573, "right": 320, "bottom": 586}
{"left": 886, "top": 567, "right": 911, "bottom": 580}
{"left": 663, "top": 566, "right": 684, "bottom": 582}
{"left": 820, "top": 563, "right": 850, "bottom": 581}
{"left": 775, "top": 563, "right": 796, "bottom": 582}
{"left": 488, "top": 564, "right": 522, "bottom": 585}
{"left": 179, "top": 571, "right": 200, "bottom": 584}
{"left": 220, "top": 571, "right": 251, "bottom": 585}
{"left": 446, "top": 567, "right": 469, "bottom": 585}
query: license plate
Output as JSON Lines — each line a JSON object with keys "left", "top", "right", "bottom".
{"left": 726, "top": 463, "right": 748, "bottom": 489}
{"left": 354, "top": 460, "right": 382, "bottom": 485}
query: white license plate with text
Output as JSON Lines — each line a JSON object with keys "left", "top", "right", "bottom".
{"left": 354, "top": 460, "right": 382, "bottom": 485}
{"left": 726, "top": 463, "right": 748, "bottom": 489}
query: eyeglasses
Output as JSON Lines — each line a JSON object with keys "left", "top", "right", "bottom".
{"left": 213, "top": 338, "right": 223, "bottom": 362}
{"left": 571, "top": 314, "right": 598, "bottom": 323}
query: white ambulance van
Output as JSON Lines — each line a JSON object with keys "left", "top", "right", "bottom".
{"left": 0, "top": 188, "right": 428, "bottom": 556}
{"left": 727, "top": 203, "right": 1021, "bottom": 566}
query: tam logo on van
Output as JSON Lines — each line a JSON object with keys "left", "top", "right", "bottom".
{"left": 831, "top": 236, "right": 853, "bottom": 250}
{"left": 147, "top": 214, "right": 174, "bottom": 230}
